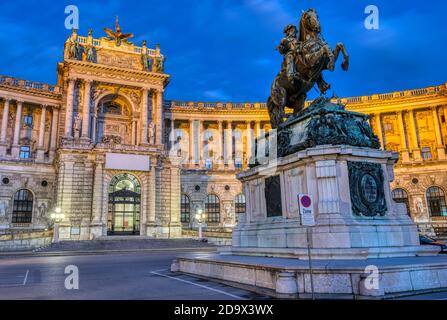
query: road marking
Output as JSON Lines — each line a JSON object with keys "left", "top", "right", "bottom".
{"left": 151, "top": 271, "right": 245, "bottom": 300}
{"left": 23, "top": 270, "right": 29, "bottom": 286}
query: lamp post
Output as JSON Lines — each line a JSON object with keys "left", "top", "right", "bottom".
{"left": 195, "top": 209, "right": 206, "bottom": 240}
{"left": 50, "top": 207, "right": 65, "bottom": 243}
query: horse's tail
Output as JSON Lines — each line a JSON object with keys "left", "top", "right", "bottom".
{"left": 267, "top": 96, "right": 282, "bottom": 129}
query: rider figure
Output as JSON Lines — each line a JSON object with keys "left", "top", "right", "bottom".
{"left": 278, "top": 24, "right": 301, "bottom": 83}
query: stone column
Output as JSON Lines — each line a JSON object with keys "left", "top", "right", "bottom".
{"left": 91, "top": 158, "right": 105, "bottom": 238}
{"left": 36, "top": 105, "right": 47, "bottom": 162}
{"left": 198, "top": 120, "right": 203, "bottom": 166}
{"left": 246, "top": 121, "right": 253, "bottom": 165}
{"left": 432, "top": 106, "right": 446, "bottom": 160}
{"left": 397, "top": 111, "right": 410, "bottom": 163}
{"left": 255, "top": 121, "right": 261, "bottom": 139}
{"left": 0, "top": 98, "right": 10, "bottom": 156}
{"left": 11, "top": 100, "right": 23, "bottom": 158}
{"left": 64, "top": 78, "right": 76, "bottom": 138}
{"left": 141, "top": 88, "right": 149, "bottom": 144}
{"left": 225, "top": 121, "right": 234, "bottom": 168}
{"left": 81, "top": 79, "right": 92, "bottom": 140}
{"left": 170, "top": 117, "right": 175, "bottom": 151}
{"left": 146, "top": 157, "right": 157, "bottom": 236}
{"left": 131, "top": 119, "right": 136, "bottom": 145}
{"left": 409, "top": 109, "right": 422, "bottom": 161}
{"left": 217, "top": 120, "right": 223, "bottom": 166}
{"left": 49, "top": 108, "right": 59, "bottom": 161}
{"left": 189, "top": 120, "right": 194, "bottom": 166}
{"left": 374, "top": 113, "right": 385, "bottom": 150}
{"left": 155, "top": 89, "right": 164, "bottom": 145}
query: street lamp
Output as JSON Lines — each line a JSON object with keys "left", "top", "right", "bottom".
{"left": 195, "top": 209, "right": 206, "bottom": 240}
{"left": 50, "top": 207, "right": 65, "bottom": 243}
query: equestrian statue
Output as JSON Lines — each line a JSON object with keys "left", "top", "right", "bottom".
{"left": 267, "top": 9, "right": 350, "bottom": 128}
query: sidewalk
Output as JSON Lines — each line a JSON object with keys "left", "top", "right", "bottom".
{"left": 0, "top": 238, "right": 217, "bottom": 258}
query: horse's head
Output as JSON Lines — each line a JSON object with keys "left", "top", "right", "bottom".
{"left": 299, "top": 9, "right": 321, "bottom": 41}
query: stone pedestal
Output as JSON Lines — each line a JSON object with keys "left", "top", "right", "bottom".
{"left": 232, "top": 145, "right": 431, "bottom": 259}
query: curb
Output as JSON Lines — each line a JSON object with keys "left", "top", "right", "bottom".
{"left": 0, "top": 247, "right": 217, "bottom": 258}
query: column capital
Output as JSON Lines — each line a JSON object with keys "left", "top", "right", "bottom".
{"left": 67, "top": 77, "right": 77, "bottom": 83}
{"left": 15, "top": 99, "right": 24, "bottom": 105}
{"left": 2, "top": 97, "right": 11, "bottom": 103}
{"left": 83, "top": 78, "right": 93, "bottom": 84}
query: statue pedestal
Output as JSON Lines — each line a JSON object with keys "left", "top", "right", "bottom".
{"left": 232, "top": 144, "right": 435, "bottom": 259}
{"left": 173, "top": 100, "right": 447, "bottom": 298}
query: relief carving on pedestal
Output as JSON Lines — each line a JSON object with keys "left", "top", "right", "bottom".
{"left": 348, "top": 161, "right": 387, "bottom": 217}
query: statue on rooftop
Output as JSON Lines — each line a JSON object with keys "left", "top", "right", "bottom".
{"left": 267, "top": 9, "right": 350, "bottom": 128}
{"left": 153, "top": 55, "right": 165, "bottom": 73}
{"left": 104, "top": 16, "right": 134, "bottom": 47}
{"left": 67, "top": 29, "right": 83, "bottom": 60}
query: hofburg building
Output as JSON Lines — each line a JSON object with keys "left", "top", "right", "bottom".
{"left": 0, "top": 27, "right": 447, "bottom": 240}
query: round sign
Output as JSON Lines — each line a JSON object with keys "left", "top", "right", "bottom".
{"left": 301, "top": 195, "right": 312, "bottom": 208}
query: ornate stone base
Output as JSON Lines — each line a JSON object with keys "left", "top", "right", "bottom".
{"left": 234, "top": 145, "right": 431, "bottom": 259}
{"left": 174, "top": 253, "right": 447, "bottom": 299}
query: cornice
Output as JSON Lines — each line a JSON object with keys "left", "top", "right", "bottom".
{"left": 64, "top": 60, "right": 169, "bottom": 84}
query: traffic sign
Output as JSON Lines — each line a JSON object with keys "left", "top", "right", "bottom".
{"left": 299, "top": 194, "right": 315, "bottom": 226}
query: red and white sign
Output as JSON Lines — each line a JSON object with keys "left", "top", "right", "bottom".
{"left": 298, "top": 194, "right": 315, "bottom": 226}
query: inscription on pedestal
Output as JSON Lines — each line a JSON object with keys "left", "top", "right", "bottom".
{"left": 265, "top": 175, "right": 282, "bottom": 218}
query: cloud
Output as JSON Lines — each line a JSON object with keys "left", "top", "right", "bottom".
{"left": 203, "top": 89, "right": 232, "bottom": 101}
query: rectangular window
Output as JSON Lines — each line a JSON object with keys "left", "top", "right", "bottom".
{"left": 19, "top": 146, "right": 31, "bottom": 159}
{"left": 205, "top": 159, "right": 213, "bottom": 170}
{"left": 235, "top": 159, "right": 242, "bottom": 169}
{"left": 422, "top": 147, "right": 432, "bottom": 160}
{"left": 23, "top": 115, "right": 33, "bottom": 128}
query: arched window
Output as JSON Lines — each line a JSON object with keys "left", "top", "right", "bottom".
{"left": 181, "top": 194, "right": 191, "bottom": 223}
{"left": 206, "top": 194, "right": 220, "bottom": 223}
{"left": 12, "top": 189, "right": 34, "bottom": 223}
{"left": 235, "top": 194, "right": 246, "bottom": 215}
{"left": 427, "top": 186, "right": 447, "bottom": 217}
{"left": 392, "top": 189, "right": 410, "bottom": 216}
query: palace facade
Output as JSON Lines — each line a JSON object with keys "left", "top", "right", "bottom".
{"left": 0, "top": 26, "right": 447, "bottom": 240}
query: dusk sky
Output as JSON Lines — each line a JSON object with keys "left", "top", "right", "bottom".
{"left": 0, "top": 0, "right": 446, "bottom": 102}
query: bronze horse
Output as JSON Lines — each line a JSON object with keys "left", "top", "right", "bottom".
{"left": 267, "top": 9, "right": 350, "bottom": 128}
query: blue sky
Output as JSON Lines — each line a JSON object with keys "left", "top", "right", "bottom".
{"left": 0, "top": 0, "right": 446, "bottom": 102}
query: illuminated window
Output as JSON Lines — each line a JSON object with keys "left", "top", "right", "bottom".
{"left": 181, "top": 194, "right": 191, "bottom": 223}
{"left": 235, "top": 194, "right": 246, "bottom": 222}
{"left": 427, "top": 187, "right": 447, "bottom": 217}
{"left": 205, "top": 194, "right": 220, "bottom": 223}
{"left": 19, "top": 146, "right": 31, "bottom": 159}
{"left": 12, "top": 189, "right": 33, "bottom": 223}
{"left": 392, "top": 189, "right": 410, "bottom": 216}
{"left": 422, "top": 147, "right": 432, "bottom": 160}
{"left": 23, "top": 115, "right": 33, "bottom": 128}
{"left": 205, "top": 159, "right": 213, "bottom": 170}
{"left": 235, "top": 159, "right": 243, "bottom": 169}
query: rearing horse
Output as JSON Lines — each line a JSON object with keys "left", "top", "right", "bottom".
{"left": 267, "top": 9, "right": 350, "bottom": 129}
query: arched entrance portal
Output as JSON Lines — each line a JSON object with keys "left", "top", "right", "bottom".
{"left": 108, "top": 174, "right": 141, "bottom": 236}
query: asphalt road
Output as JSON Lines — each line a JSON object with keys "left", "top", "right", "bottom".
{"left": 0, "top": 250, "right": 268, "bottom": 300}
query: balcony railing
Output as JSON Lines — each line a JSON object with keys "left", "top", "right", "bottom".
{"left": 0, "top": 76, "right": 61, "bottom": 94}
{"left": 164, "top": 83, "right": 446, "bottom": 111}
